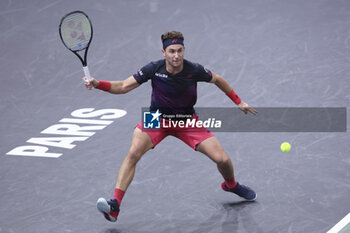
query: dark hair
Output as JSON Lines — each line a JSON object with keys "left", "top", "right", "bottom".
{"left": 161, "top": 31, "right": 184, "bottom": 43}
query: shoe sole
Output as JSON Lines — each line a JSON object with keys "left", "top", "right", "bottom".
{"left": 238, "top": 192, "right": 257, "bottom": 201}
{"left": 96, "top": 198, "right": 117, "bottom": 222}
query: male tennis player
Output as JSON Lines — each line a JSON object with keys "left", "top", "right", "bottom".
{"left": 84, "top": 31, "right": 258, "bottom": 222}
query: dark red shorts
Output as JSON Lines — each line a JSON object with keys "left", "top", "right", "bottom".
{"left": 136, "top": 115, "right": 215, "bottom": 150}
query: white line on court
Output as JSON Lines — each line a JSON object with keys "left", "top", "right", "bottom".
{"left": 327, "top": 212, "right": 350, "bottom": 233}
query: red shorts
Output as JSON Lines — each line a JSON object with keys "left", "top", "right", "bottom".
{"left": 136, "top": 115, "right": 215, "bottom": 150}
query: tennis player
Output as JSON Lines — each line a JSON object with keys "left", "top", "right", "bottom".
{"left": 84, "top": 31, "right": 258, "bottom": 222}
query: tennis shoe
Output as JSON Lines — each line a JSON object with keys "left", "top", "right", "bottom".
{"left": 96, "top": 198, "right": 119, "bottom": 222}
{"left": 222, "top": 182, "right": 257, "bottom": 201}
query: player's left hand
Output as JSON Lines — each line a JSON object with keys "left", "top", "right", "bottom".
{"left": 238, "top": 101, "right": 258, "bottom": 115}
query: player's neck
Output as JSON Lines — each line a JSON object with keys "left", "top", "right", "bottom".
{"left": 165, "top": 61, "right": 183, "bottom": 74}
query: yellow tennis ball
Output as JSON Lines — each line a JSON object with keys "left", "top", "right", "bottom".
{"left": 281, "top": 142, "right": 291, "bottom": 152}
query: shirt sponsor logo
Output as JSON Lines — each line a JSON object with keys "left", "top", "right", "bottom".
{"left": 155, "top": 73, "right": 168, "bottom": 78}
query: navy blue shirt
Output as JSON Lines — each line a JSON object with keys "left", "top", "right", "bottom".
{"left": 133, "top": 59, "right": 212, "bottom": 115}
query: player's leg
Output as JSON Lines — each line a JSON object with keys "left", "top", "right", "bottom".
{"left": 196, "top": 136, "right": 257, "bottom": 201}
{"left": 97, "top": 127, "right": 155, "bottom": 222}
{"left": 195, "top": 136, "right": 234, "bottom": 180}
{"left": 116, "top": 127, "right": 154, "bottom": 191}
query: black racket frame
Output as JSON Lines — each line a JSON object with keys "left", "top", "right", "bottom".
{"left": 59, "top": 10, "right": 93, "bottom": 66}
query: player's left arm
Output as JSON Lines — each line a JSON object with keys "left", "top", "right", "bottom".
{"left": 210, "top": 72, "right": 258, "bottom": 115}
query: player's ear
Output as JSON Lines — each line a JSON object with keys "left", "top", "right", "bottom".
{"left": 161, "top": 49, "right": 165, "bottom": 56}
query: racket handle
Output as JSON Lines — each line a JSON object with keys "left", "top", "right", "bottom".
{"left": 83, "top": 66, "right": 91, "bottom": 82}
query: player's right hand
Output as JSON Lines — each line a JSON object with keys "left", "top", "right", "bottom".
{"left": 83, "top": 77, "right": 98, "bottom": 90}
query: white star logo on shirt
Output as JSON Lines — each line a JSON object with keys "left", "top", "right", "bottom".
{"left": 151, "top": 109, "right": 162, "bottom": 122}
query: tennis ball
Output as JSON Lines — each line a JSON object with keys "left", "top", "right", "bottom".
{"left": 280, "top": 142, "right": 291, "bottom": 152}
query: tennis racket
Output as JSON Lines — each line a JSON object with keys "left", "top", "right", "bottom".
{"left": 59, "top": 11, "right": 93, "bottom": 82}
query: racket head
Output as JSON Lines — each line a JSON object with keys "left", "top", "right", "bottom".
{"left": 59, "top": 11, "right": 93, "bottom": 52}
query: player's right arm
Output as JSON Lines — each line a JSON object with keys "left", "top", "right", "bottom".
{"left": 84, "top": 76, "right": 140, "bottom": 94}
{"left": 85, "top": 61, "right": 155, "bottom": 93}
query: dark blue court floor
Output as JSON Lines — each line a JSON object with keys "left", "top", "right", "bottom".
{"left": 0, "top": 0, "right": 349, "bottom": 232}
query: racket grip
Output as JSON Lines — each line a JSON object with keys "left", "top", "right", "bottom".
{"left": 83, "top": 66, "right": 91, "bottom": 82}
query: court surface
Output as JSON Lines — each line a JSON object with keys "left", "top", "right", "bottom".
{"left": 1, "top": 0, "right": 349, "bottom": 232}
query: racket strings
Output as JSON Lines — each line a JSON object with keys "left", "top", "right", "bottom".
{"left": 60, "top": 13, "right": 92, "bottom": 51}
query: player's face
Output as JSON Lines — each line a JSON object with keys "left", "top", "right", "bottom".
{"left": 162, "top": 44, "right": 185, "bottom": 69}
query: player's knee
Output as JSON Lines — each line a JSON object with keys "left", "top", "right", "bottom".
{"left": 126, "top": 147, "right": 143, "bottom": 164}
{"left": 216, "top": 155, "right": 231, "bottom": 166}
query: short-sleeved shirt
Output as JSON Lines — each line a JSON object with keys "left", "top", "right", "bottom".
{"left": 133, "top": 59, "right": 212, "bottom": 115}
